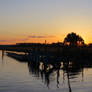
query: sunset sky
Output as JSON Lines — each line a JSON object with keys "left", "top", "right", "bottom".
{"left": 1, "top": 0, "right": 92, "bottom": 44}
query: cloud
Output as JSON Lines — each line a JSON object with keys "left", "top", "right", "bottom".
{"left": 0, "top": 39, "right": 28, "bottom": 42}
{"left": 28, "top": 35, "right": 55, "bottom": 38}
{"left": 0, "top": 40, "right": 9, "bottom": 42}
{"left": 0, "top": 35, "right": 56, "bottom": 44}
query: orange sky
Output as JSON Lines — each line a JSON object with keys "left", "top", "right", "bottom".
{"left": 0, "top": 0, "right": 92, "bottom": 45}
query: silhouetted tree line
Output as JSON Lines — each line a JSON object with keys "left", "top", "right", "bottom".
{"left": 16, "top": 32, "right": 85, "bottom": 47}
{"left": 1, "top": 32, "right": 92, "bottom": 52}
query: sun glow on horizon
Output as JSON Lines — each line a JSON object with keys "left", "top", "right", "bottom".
{"left": 0, "top": 33, "right": 91, "bottom": 45}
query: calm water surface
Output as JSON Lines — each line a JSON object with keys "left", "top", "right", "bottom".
{"left": 0, "top": 51, "right": 92, "bottom": 92}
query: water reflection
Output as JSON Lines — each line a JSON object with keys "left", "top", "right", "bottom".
{"left": 27, "top": 59, "right": 83, "bottom": 92}
{"left": 6, "top": 51, "right": 92, "bottom": 92}
{"left": 27, "top": 61, "right": 75, "bottom": 92}
{"left": 2, "top": 50, "right": 4, "bottom": 64}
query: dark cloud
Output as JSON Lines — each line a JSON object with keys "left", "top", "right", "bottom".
{"left": 0, "top": 38, "right": 28, "bottom": 42}
{"left": 0, "top": 40, "right": 8, "bottom": 42}
{"left": 0, "top": 35, "right": 55, "bottom": 43}
{"left": 28, "top": 35, "right": 55, "bottom": 38}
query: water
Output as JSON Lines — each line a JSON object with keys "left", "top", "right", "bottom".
{"left": 0, "top": 51, "right": 92, "bottom": 92}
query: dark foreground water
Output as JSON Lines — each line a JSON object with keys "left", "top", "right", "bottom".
{"left": 0, "top": 51, "right": 92, "bottom": 92}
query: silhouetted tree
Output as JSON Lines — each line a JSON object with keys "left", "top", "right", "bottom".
{"left": 64, "top": 32, "right": 84, "bottom": 46}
